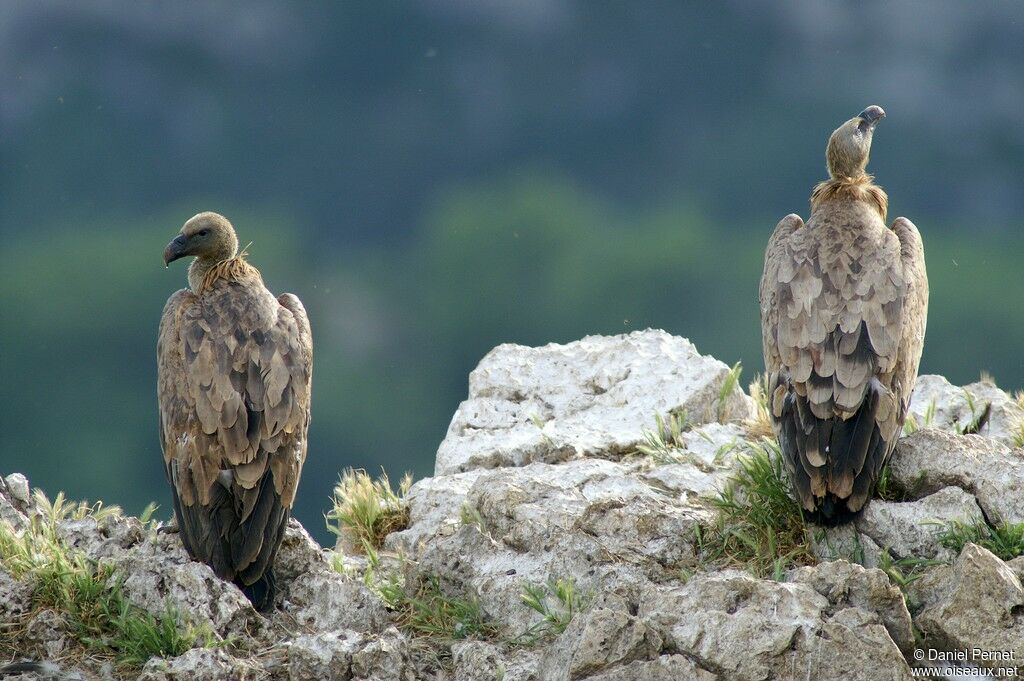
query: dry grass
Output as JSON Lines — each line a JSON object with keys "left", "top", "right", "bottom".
{"left": 743, "top": 373, "right": 775, "bottom": 441}
{"left": 326, "top": 468, "right": 413, "bottom": 553}
{"left": 0, "top": 491, "right": 217, "bottom": 671}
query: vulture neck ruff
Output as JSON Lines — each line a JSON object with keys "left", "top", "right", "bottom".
{"left": 810, "top": 175, "right": 888, "bottom": 223}
{"left": 189, "top": 256, "right": 262, "bottom": 294}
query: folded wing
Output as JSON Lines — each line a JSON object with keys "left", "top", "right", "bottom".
{"left": 157, "top": 280, "right": 312, "bottom": 588}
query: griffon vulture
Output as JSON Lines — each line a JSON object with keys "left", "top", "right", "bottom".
{"left": 759, "top": 106, "right": 928, "bottom": 523}
{"left": 158, "top": 212, "right": 312, "bottom": 610}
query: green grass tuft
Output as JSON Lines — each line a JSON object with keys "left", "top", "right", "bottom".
{"left": 696, "top": 439, "right": 815, "bottom": 577}
{"left": 326, "top": 468, "right": 413, "bottom": 552}
{"left": 936, "top": 519, "right": 1024, "bottom": 561}
{"left": 874, "top": 464, "right": 905, "bottom": 502}
{"left": 516, "top": 577, "right": 589, "bottom": 643}
{"left": 0, "top": 491, "right": 218, "bottom": 666}
{"left": 955, "top": 390, "right": 992, "bottom": 435}
{"left": 635, "top": 411, "right": 690, "bottom": 463}
{"left": 714, "top": 362, "right": 743, "bottom": 422}
{"left": 1012, "top": 421, "right": 1024, "bottom": 449}
{"left": 903, "top": 398, "right": 936, "bottom": 436}
{"left": 878, "top": 549, "right": 944, "bottom": 612}
{"left": 378, "top": 574, "right": 496, "bottom": 641}
{"left": 459, "top": 503, "right": 489, "bottom": 536}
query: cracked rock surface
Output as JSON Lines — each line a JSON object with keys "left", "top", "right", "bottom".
{"left": 3, "top": 330, "right": 1024, "bottom": 679}
{"left": 434, "top": 330, "right": 754, "bottom": 475}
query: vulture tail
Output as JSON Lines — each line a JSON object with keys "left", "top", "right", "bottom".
{"left": 776, "top": 375, "right": 892, "bottom": 525}
{"left": 241, "top": 568, "right": 277, "bottom": 613}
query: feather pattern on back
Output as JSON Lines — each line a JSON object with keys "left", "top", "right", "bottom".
{"left": 760, "top": 110, "right": 927, "bottom": 521}
{"left": 158, "top": 250, "right": 312, "bottom": 607}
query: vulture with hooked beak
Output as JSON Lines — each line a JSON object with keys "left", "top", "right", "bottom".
{"left": 759, "top": 106, "right": 928, "bottom": 523}
{"left": 158, "top": 212, "right": 312, "bottom": 610}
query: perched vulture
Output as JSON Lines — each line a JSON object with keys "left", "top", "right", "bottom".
{"left": 759, "top": 106, "right": 928, "bottom": 523}
{"left": 158, "top": 212, "right": 312, "bottom": 610}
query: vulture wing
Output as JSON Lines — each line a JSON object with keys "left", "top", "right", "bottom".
{"left": 157, "top": 275, "right": 312, "bottom": 606}
{"left": 760, "top": 213, "right": 926, "bottom": 519}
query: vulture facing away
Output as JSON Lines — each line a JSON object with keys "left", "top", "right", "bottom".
{"left": 759, "top": 106, "right": 928, "bottom": 523}
{"left": 158, "top": 212, "right": 312, "bottom": 610}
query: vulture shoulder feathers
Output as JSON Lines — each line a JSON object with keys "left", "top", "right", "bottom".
{"left": 158, "top": 212, "right": 312, "bottom": 610}
{"left": 759, "top": 106, "right": 928, "bottom": 523}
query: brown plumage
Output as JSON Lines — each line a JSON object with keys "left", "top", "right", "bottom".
{"left": 759, "top": 106, "right": 928, "bottom": 523}
{"left": 158, "top": 212, "right": 312, "bottom": 609}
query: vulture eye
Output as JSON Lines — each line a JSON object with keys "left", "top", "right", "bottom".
{"left": 197, "top": 229, "right": 210, "bottom": 237}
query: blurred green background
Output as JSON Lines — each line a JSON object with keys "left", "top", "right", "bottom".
{"left": 2, "top": 3, "right": 1022, "bottom": 545}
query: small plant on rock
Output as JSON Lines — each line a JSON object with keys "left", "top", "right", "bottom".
{"left": 696, "top": 439, "right": 815, "bottom": 577}
{"left": 1012, "top": 421, "right": 1024, "bottom": 449}
{"left": 714, "top": 362, "right": 743, "bottom": 422}
{"left": 379, "top": 574, "right": 497, "bottom": 642}
{"left": 903, "top": 398, "right": 936, "bottom": 435}
{"left": 636, "top": 411, "right": 690, "bottom": 463}
{"left": 0, "top": 491, "right": 218, "bottom": 666}
{"left": 743, "top": 373, "right": 775, "bottom": 441}
{"left": 459, "top": 502, "right": 489, "bottom": 536}
{"left": 954, "top": 390, "right": 991, "bottom": 435}
{"left": 936, "top": 519, "right": 1024, "bottom": 561}
{"left": 326, "top": 468, "right": 413, "bottom": 552}
{"left": 877, "top": 549, "right": 943, "bottom": 612}
{"left": 517, "top": 577, "right": 589, "bottom": 643}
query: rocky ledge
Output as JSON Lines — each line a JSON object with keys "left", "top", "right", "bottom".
{"left": 3, "top": 329, "right": 1024, "bottom": 680}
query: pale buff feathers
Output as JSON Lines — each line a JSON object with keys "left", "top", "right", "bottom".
{"left": 811, "top": 175, "right": 889, "bottom": 223}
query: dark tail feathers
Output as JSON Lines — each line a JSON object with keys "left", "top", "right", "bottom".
{"left": 241, "top": 568, "right": 277, "bottom": 613}
{"left": 804, "top": 493, "right": 863, "bottom": 526}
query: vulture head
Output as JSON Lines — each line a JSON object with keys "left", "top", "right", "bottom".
{"left": 826, "top": 105, "right": 885, "bottom": 180}
{"left": 163, "top": 212, "right": 239, "bottom": 267}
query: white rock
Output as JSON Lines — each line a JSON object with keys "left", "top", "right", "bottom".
{"left": 285, "top": 630, "right": 365, "bottom": 680}
{"left": 58, "top": 514, "right": 257, "bottom": 639}
{"left": 0, "top": 566, "right": 33, "bottom": 623}
{"left": 584, "top": 655, "right": 718, "bottom": 680}
{"left": 787, "top": 559, "right": 914, "bottom": 653}
{"left": 0, "top": 473, "right": 31, "bottom": 530}
{"left": 350, "top": 626, "right": 415, "bottom": 681}
{"left": 909, "top": 374, "right": 1024, "bottom": 446}
{"left": 283, "top": 569, "right": 390, "bottom": 634}
{"left": 395, "top": 458, "right": 710, "bottom": 636}
{"left": 4, "top": 473, "right": 31, "bottom": 505}
{"left": 138, "top": 648, "right": 260, "bottom": 680}
{"left": 910, "top": 543, "right": 1024, "bottom": 667}
{"left": 892, "top": 430, "right": 1024, "bottom": 523}
{"left": 536, "top": 606, "right": 662, "bottom": 680}
{"left": 640, "top": 571, "right": 912, "bottom": 681}
{"left": 388, "top": 469, "right": 486, "bottom": 551}
{"left": 854, "top": 486, "right": 986, "bottom": 560}
{"left": 10, "top": 332, "right": 1024, "bottom": 680}
{"left": 449, "top": 641, "right": 540, "bottom": 681}
{"left": 639, "top": 422, "right": 749, "bottom": 498}
{"left": 435, "top": 330, "right": 753, "bottom": 475}
{"left": 810, "top": 522, "right": 883, "bottom": 569}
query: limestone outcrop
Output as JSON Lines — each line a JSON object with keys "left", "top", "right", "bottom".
{"left": 3, "top": 330, "right": 1022, "bottom": 680}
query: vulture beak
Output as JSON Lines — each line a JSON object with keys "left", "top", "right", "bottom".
{"left": 163, "top": 234, "right": 189, "bottom": 266}
{"left": 857, "top": 105, "right": 886, "bottom": 129}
